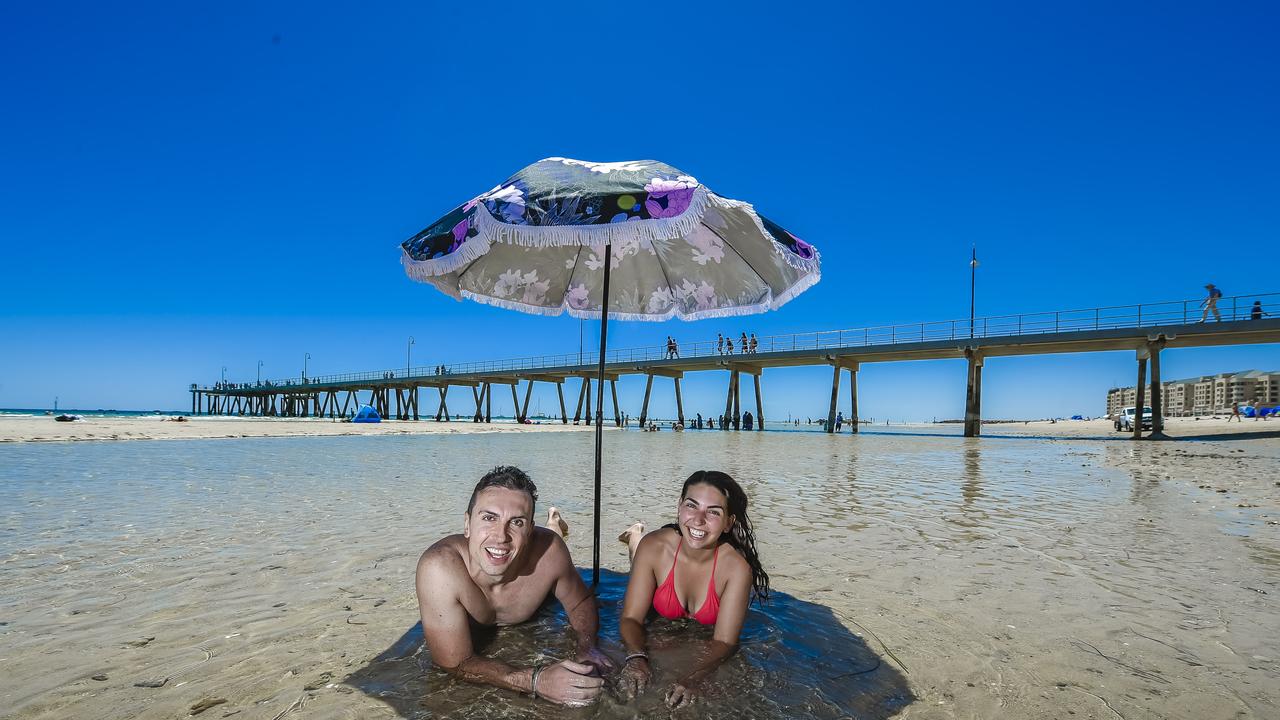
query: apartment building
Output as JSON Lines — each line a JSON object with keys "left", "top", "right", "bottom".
{"left": 1107, "top": 369, "right": 1280, "bottom": 417}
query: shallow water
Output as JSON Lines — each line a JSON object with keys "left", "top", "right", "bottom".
{"left": 1, "top": 431, "right": 1278, "bottom": 719}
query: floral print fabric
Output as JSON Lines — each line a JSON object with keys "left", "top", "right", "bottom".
{"left": 401, "top": 157, "right": 819, "bottom": 320}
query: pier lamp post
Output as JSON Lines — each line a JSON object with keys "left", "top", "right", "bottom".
{"left": 303, "top": 353, "right": 310, "bottom": 383}
{"left": 257, "top": 360, "right": 263, "bottom": 385}
{"left": 969, "top": 246, "right": 979, "bottom": 339}
{"left": 407, "top": 336, "right": 415, "bottom": 376}
{"left": 221, "top": 366, "right": 227, "bottom": 385}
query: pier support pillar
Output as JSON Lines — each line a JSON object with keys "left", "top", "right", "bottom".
{"left": 583, "top": 378, "right": 592, "bottom": 425}
{"left": 509, "top": 383, "right": 521, "bottom": 422}
{"left": 732, "top": 371, "right": 741, "bottom": 430}
{"left": 573, "top": 378, "right": 587, "bottom": 424}
{"left": 436, "top": 387, "right": 448, "bottom": 421}
{"left": 411, "top": 388, "right": 419, "bottom": 421}
{"left": 1147, "top": 338, "right": 1166, "bottom": 436}
{"left": 826, "top": 363, "right": 841, "bottom": 433}
{"left": 848, "top": 363, "right": 859, "bottom": 434}
{"left": 964, "top": 350, "right": 984, "bottom": 437}
{"left": 639, "top": 375, "right": 654, "bottom": 427}
{"left": 722, "top": 372, "right": 735, "bottom": 430}
{"left": 611, "top": 380, "right": 621, "bottom": 427}
{"left": 473, "top": 386, "right": 484, "bottom": 422}
{"left": 521, "top": 380, "right": 534, "bottom": 422}
{"left": 674, "top": 378, "right": 685, "bottom": 427}
{"left": 557, "top": 382, "right": 567, "bottom": 424}
{"left": 485, "top": 383, "right": 492, "bottom": 423}
{"left": 754, "top": 373, "right": 764, "bottom": 431}
{"left": 1133, "top": 350, "right": 1148, "bottom": 441}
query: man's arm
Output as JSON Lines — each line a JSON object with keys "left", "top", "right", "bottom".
{"left": 416, "top": 549, "right": 534, "bottom": 694}
{"left": 547, "top": 534, "right": 610, "bottom": 666}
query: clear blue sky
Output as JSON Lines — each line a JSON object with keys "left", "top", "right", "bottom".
{"left": 2, "top": 2, "right": 1277, "bottom": 420}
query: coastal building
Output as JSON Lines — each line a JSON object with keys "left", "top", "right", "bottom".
{"left": 1107, "top": 369, "right": 1280, "bottom": 416}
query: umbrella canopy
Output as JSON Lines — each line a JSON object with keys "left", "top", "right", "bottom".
{"left": 401, "top": 157, "right": 819, "bottom": 320}
{"left": 400, "top": 157, "right": 820, "bottom": 584}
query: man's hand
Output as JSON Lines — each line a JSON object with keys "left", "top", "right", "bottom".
{"left": 575, "top": 646, "right": 616, "bottom": 676}
{"left": 664, "top": 680, "right": 699, "bottom": 709}
{"left": 536, "top": 660, "right": 603, "bottom": 707}
{"left": 617, "top": 656, "right": 651, "bottom": 700}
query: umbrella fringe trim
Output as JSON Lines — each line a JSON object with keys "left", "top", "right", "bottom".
{"left": 707, "top": 194, "right": 823, "bottom": 275}
{"left": 400, "top": 238, "right": 493, "bottom": 278}
{"left": 470, "top": 186, "right": 716, "bottom": 248}
{"left": 451, "top": 266, "right": 820, "bottom": 322}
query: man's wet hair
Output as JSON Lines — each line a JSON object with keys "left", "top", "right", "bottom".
{"left": 466, "top": 466, "right": 538, "bottom": 514}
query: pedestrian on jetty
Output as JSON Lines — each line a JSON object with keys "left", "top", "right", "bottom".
{"left": 725, "top": 337, "right": 734, "bottom": 354}
{"left": 717, "top": 333, "right": 724, "bottom": 355}
{"left": 1200, "top": 283, "right": 1223, "bottom": 322}
{"left": 740, "top": 332, "right": 748, "bottom": 354}
{"left": 1251, "top": 301, "right": 1267, "bottom": 320}
{"left": 749, "top": 333, "right": 758, "bottom": 353}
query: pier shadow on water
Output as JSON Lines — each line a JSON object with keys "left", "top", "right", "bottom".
{"left": 344, "top": 569, "right": 912, "bottom": 719}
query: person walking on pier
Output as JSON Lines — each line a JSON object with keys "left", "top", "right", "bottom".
{"left": 740, "top": 332, "right": 749, "bottom": 354}
{"left": 1200, "top": 283, "right": 1223, "bottom": 322}
{"left": 725, "top": 337, "right": 734, "bottom": 354}
{"left": 749, "top": 333, "right": 758, "bottom": 354}
{"left": 717, "top": 333, "right": 724, "bottom": 355}
{"left": 1251, "top": 301, "right": 1268, "bottom": 321}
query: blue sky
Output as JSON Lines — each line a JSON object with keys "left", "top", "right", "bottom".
{"left": 2, "top": 1, "right": 1277, "bottom": 420}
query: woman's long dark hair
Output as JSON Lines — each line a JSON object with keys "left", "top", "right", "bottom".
{"left": 670, "top": 470, "right": 770, "bottom": 604}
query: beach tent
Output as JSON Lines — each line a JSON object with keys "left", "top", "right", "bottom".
{"left": 352, "top": 404, "right": 381, "bottom": 423}
{"left": 400, "top": 157, "right": 820, "bottom": 584}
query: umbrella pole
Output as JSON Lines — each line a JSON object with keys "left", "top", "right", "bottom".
{"left": 592, "top": 243, "right": 612, "bottom": 587}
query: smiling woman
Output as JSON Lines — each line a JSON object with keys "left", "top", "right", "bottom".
{"left": 617, "top": 470, "right": 770, "bottom": 709}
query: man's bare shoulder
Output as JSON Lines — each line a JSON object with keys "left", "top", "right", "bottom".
{"left": 417, "top": 535, "right": 468, "bottom": 581}
{"left": 528, "top": 526, "right": 573, "bottom": 569}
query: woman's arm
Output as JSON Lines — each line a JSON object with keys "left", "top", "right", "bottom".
{"left": 665, "top": 555, "right": 753, "bottom": 709}
{"left": 618, "top": 533, "right": 661, "bottom": 699}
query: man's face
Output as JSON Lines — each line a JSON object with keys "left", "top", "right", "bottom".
{"left": 463, "top": 487, "right": 535, "bottom": 577}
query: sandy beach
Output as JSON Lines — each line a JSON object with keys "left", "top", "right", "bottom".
{"left": 0, "top": 414, "right": 592, "bottom": 443}
{"left": 1, "top": 426, "right": 1277, "bottom": 719}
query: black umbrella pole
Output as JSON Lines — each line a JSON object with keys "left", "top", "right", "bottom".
{"left": 592, "top": 243, "right": 612, "bottom": 587}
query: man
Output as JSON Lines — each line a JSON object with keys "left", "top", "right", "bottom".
{"left": 1200, "top": 283, "right": 1222, "bottom": 322}
{"left": 416, "top": 466, "right": 613, "bottom": 706}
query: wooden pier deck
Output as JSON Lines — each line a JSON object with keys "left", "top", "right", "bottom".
{"left": 192, "top": 293, "right": 1280, "bottom": 438}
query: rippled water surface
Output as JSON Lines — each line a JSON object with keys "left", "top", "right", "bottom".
{"left": 2, "top": 430, "right": 1277, "bottom": 719}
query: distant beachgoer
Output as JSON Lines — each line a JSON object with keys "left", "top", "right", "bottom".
{"left": 415, "top": 467, "right": 613, "bottom": 706}
{"left": 834, "top": 412, "right": 844, "bottom": 432}
{"left": 717, "top": 333, "right": 724, "bottom": 355}
{"left": 1200, "top": 284, "right": 1222, "bottom": 322}
{"left": 696, "top": 412, "right": 703, "bottom": 429}
{"left": 742, "top": 411, "right": 753, "bottom": 430}
{"left": 618, "top": 471, "right": 769, "bottom": 709}
{"left": 1251, "top": 301, "right": 1266, "bottom": 320}
{"left": 1230, "top": 401, "right": 1242, "bottom": 422}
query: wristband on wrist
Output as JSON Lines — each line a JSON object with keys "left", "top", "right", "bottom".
{"left": 623, "top": 651, "right": 649, "bottom": 664}
{"left": 530, "top": 664, "right": 545, "bottom": 698}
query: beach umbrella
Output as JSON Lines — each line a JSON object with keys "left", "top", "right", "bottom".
{"left": 400, "top": 157, "right": 820, "bottom": 584}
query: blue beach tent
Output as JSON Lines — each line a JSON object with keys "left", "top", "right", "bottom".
{"left": 352, "top": 405, "right": 381, "bottom": 423}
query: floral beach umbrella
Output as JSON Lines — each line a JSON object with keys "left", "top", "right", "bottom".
{"left": 400, "top": 157, "right": 820, "bottom": 583}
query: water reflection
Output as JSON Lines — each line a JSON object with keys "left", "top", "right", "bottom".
{"left": 345, "top": 569, "right": 913, "bottom": 719}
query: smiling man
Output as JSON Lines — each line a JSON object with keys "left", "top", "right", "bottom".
{"left": 415, "top": 466, "right": 613, "bottom": 706}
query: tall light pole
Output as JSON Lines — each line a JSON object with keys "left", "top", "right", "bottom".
{"left": 221, "top": 365, "right": 227, "bottom": 384}
{"left": 969, "top": 245, "right": 979, "bottom": 338}
{"left": 303, "top": 353, "right": 311, "bottom": 382}
{"left": 257, "top": 360, "right": 264, "bottom": 385}
{"left": 407, "top": 336, "right": 415, "bottom": 375}
{"left": 579, "top": 320, "right": 584, "bottom": 365}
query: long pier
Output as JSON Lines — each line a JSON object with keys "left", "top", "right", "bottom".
{"left": 192, "top": 293, "right": 1280, "bottom": 438}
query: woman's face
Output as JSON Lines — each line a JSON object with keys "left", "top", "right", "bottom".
{"left": 677, "top": 482, "right": 733, "bottom": 549}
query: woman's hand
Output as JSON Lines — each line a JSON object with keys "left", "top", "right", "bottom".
{"left": 575, "top": 646, "right": 616, "bottom": 676}
{"left": 664, "top": 680, "right": 700, "bottom": 709}
{"left": 617, "top": 656, "right": 652, "bottom": 700}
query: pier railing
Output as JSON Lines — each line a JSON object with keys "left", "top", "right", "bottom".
{"left": 197, "top": 291, "right": 1278, "bottom": 391}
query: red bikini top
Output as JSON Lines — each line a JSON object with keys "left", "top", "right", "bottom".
{"left": 652, "top": 539, "right": 720, "bottom": 625}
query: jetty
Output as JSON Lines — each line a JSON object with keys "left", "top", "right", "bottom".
{"left": 192, "top": 292, "right": 1280, "bottom": 438}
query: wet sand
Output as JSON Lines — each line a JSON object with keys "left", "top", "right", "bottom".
{"left": 1, "top": 430, "right": 1277, "bottom": 719}
{"left": 0, "top": 414, "right": 592, "bottom": 443}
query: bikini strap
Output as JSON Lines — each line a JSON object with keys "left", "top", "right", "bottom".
{"left": 709, "top": 543, "right": 719, "bottom": 585}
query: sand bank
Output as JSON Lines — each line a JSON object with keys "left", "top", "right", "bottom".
{"left": 973, "top": 416, "right": 1280, "bottom": 440}
{"left": 0, "top": 414, "right": 593, "bottom": 443}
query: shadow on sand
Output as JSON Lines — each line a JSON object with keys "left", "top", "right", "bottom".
{"left": 344, "top": 568, "right": 912, "bottom": 719}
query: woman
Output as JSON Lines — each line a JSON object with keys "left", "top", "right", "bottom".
{"left": 618, "top": 470, "right": 769, "bottom": 709}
